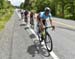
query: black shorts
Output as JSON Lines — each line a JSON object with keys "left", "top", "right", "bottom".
{"left": 42, "top": 20, "right": 46, "bottom": 25}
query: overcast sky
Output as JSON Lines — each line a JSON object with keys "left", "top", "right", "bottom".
{"left": 8, "top": 0, "right": 25, "bottom": 6}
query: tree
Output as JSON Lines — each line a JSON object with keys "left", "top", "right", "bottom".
{"left": 20, "top": 0, "right": 75, "bottom": 19}
{"left": 0, "top": 0, "right": 5, "bottom": 9}
{"left": 20, "top": 2, "right": 24, "bottom": 9}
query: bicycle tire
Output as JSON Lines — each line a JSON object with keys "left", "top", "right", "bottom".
{"left": 43, "top": 32, "right": 53, "bottom": 56}
{"left": 46, "top": 32, "right": 53, "bottom": 52}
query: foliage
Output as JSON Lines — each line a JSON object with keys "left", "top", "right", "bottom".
{"left": 20, "top": 0, "right": 75, "bottom": 20}
{"left": 0, "top": 0, "right": 14, "bottom": 31}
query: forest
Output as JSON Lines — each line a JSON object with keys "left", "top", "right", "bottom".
{"left": 20, "top": 0, "right": 75, "bottom": 20}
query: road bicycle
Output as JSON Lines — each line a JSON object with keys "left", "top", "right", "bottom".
{"left": 38, "top": 26, "right": 54, "bottom": 56}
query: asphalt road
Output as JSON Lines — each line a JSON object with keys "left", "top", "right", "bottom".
{"left": 0, "top": 9, "right": 75, "bottom": 59}
{"left": 52, "top": 18, "right": 75, "bottom": 59}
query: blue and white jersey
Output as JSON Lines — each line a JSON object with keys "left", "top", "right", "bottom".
{"left": 39, "top": 11, "right": 52, "bottom": 20}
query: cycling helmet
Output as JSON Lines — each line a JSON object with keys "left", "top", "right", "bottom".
{"left": 45, "top": 7, "right": 51, "bottom": 12}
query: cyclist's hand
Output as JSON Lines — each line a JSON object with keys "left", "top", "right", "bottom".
{"left": 43, "top": 25, "right": 45, "bottom": 29}
{"left": 51, "top": 26, "right": 55, "bottom": 31}
{"left": 40, "top": 25, "right": 45, "bottom": 31}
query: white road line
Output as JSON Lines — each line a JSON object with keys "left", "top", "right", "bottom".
{"left": 17, "top": 11, "right": 59, "bottom": 59}
{"left": 29, "top": 28, "right": 38, "bottom": 39}
{"left": 50, "top": 51, "right": 59, "bottom": 59}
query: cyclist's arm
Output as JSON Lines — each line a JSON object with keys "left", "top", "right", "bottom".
{"left": 49, "top": 18, "right": 53, "bottom": 26}
{"left": 49, "top": 17, "right": 55, "bottom": 30}
{"left": 49, "top": 13, "right": 54, "bottom": 26}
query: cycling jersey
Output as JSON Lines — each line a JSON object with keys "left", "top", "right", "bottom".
{"left": 39, "top": 11, "right": 52, "bottom": 20}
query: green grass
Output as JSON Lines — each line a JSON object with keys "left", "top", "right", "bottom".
{"left": 0, "top": 9, "right": 14, "bottom": 31}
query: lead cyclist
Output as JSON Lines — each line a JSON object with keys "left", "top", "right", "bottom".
{"left": 36, "top": 7, "right": 55, "bottom": 42}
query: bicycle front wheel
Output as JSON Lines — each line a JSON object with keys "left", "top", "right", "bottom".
{"left": 46, "top": 32, "right": 53, "bottom": 52}
{"left": 42, "top": 32, "right": 53, "bottom": 57}
{"left": 46, "top": 33, "right": 53, "bottom": 55}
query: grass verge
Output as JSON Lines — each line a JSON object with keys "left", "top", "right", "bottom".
{"left": 0, "top": 9, "right": 14, "bottom": 31}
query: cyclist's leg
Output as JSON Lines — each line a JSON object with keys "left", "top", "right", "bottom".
{"left": 32, "top": 17, "right": 34, "bottom": 25}
{"left": 25, "top": 15, "right": 27, "bottom": 23}
{"left": 39, "top": 20, "right": 46, "bottom": 42}
{"left": 30, "top": 13, "right": 34, "bottom": 27}
{"left": 30, "top": 17, "right": 33, "bottom": 25}
{"left": 36, "top": 14, "right": 40, "bottom": 35}
{"left": 21, "top": 12, "right": 24, "bottom": 20}
{"left": 36, "top": 22, "right": 40, "bottom": 36}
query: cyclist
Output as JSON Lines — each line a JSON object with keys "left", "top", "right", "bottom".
{"left": 24, "top": 10, "right": 29, "bottom": 23}
{"left": 37, "top": 7, "right": 55, "bottom": 42}
{"left": 30, "top": 11, "right": 34, "bottom": 28}
{"left": 21, "top": 9, "right": 24, "bottom": 20}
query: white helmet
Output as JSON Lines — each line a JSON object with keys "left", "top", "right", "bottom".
{"left": 45, "top": 7, "right": 51, "bottom": 11}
